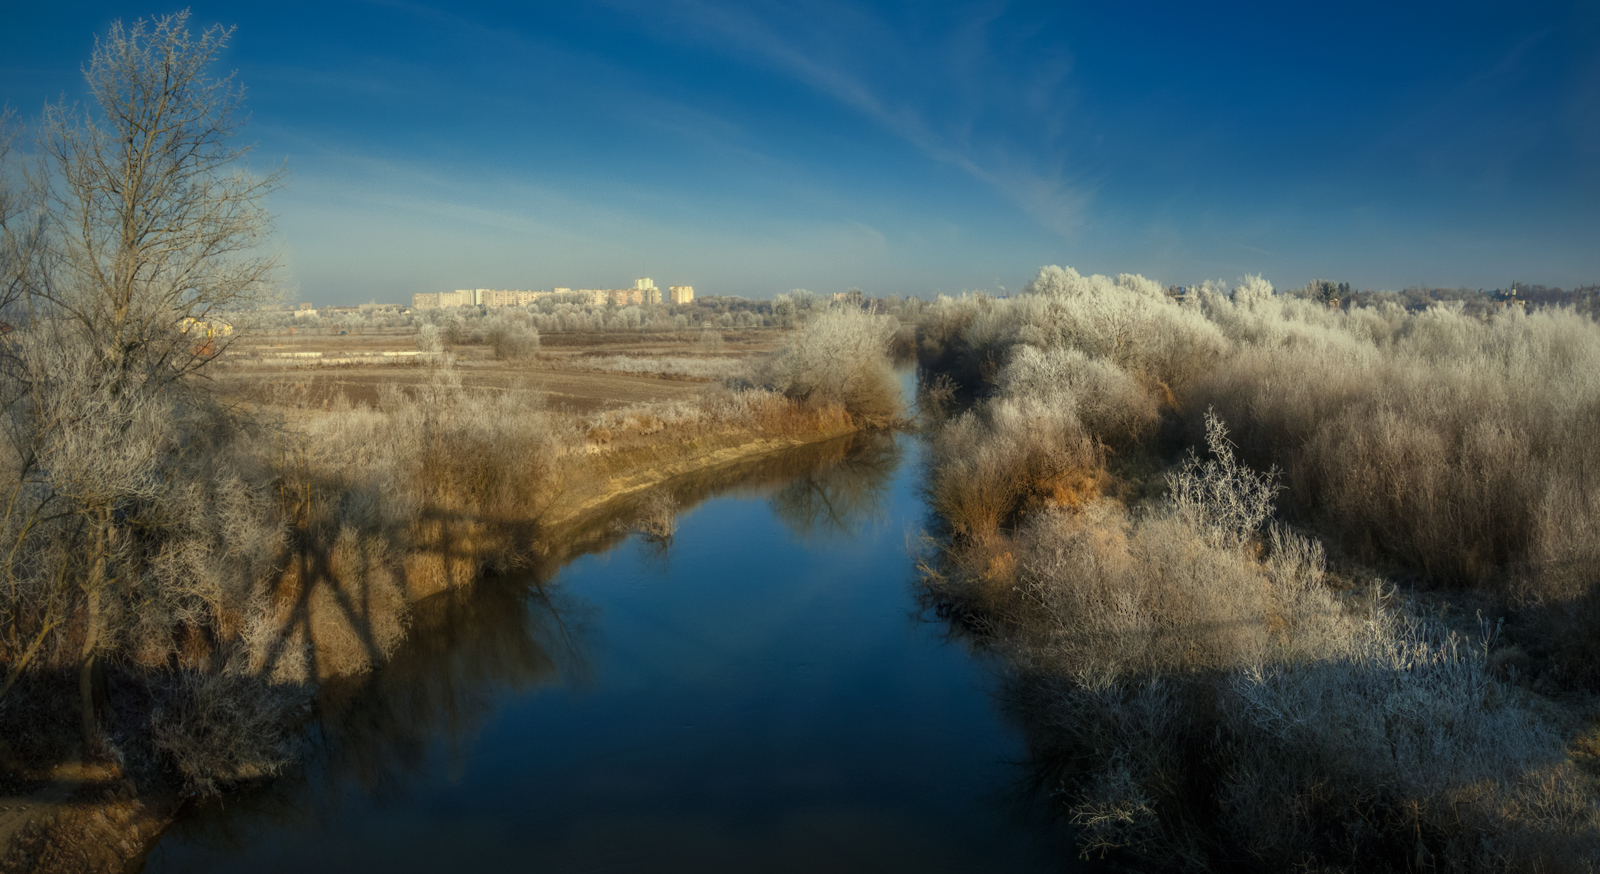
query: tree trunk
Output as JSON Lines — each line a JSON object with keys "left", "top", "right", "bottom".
{"left": 79, "top": 518, "right": 106, "bottom": 758}
{"left": 79, "top": 584, "right": 100, "bottom": 756}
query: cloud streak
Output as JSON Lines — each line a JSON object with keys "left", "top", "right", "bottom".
{"left": 610, "top": 0, "right": 1091, "bottom": 237}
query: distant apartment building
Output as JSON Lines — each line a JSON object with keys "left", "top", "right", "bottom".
{"left": 414, "top": 289, "right": 475, "bottom": 308}
{"left": 604, "top": 278, "right": 661, "bottom": 306}
{"left": 414, "top": 278, "right": 686, "bottom": 310}
{"left": 413, "top": 288, "right": 553, "bottom": 309}
{"left": 482, "top": 289, "right": 547, "bottom": 307}
{"left": 608, "top": 287, "right": 644, "bottom": 306}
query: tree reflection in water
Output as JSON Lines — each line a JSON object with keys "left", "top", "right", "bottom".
{"left": 158, "top": 431, "right": 905, "bottom": 853}
{"left": 767, "top": 431, "right": 901, "bottom": 540}
{"left": 164, "top": 576, "right": 592, "bottom": 849}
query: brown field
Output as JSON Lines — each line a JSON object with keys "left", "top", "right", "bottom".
{"left": 215, "top": 327, "right": 788, "bottom": 414}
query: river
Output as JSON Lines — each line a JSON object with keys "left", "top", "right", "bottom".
{"left": 142, "top": 400, "right": 1088, "bottom": 872}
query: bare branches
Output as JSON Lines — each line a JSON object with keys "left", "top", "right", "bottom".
{"left": 0, "top": 109, "right": 47, "bottom": 324}
{"left": 34, "top": 10, "right": 283, "bottom": 388}
{"left": 0, "top": 12, "right": 286, "bottom": 758}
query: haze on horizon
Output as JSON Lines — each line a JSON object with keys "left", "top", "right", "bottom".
{"left": 3, "top": 0, "right": 1596, "bottom": 305}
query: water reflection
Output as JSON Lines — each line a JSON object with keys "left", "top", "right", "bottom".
{"left": 768, "top": 431, "right": 901, "bottom": 540}
{"left": 147, "top": 428, "right": 1082, "bottom": 873}
{"left": 161, "top": 433, "right": 902, "bottom": 850}
{"left": 166, "top": 578, "right": 592, "bottom": 849}
{"left": 315, "top": 580, "right": 592, "bottom": 796}
{"left": 529, "top": 432, "right": 896, "bottom": 573}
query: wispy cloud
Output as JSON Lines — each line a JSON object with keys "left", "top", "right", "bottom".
{"left": 606, "top": 0, "right": 1091, "bottom": 237}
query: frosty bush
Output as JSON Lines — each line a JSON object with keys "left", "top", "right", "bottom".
{"left": 915, "top": 263, "right": 1600, "bottom": 867}
{"left": 759, "top": 307, "right": 902, "bottom": 426}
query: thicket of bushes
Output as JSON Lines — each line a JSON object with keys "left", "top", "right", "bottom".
{"left": 916, "top": 265, "right": 1600, "bottom": 870}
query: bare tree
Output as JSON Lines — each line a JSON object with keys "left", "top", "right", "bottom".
{"left": 0, "top": 12, "right": 284, "bottom": 755}
{"left": 34, "top": 11, "right": 283, "bottom": 387}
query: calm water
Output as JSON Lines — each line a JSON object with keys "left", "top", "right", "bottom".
{"left": 144, "top": 404, "right": 1084, "bottom": 871}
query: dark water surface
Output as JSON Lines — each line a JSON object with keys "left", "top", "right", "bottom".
{"left": 144, "top": 415, "right": 1082, "bottom": 871}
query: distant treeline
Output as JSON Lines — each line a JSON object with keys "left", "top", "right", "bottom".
{"left": 1269, "top": 278, "right": 1600, "bottom": 317}
{"left": 264, "top": 290, "right": 927, "bottom": 336}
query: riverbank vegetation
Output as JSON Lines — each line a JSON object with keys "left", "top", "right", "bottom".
{"left": 0, "top": 296, "right": 900, "bottom": 788}
{"left": 916, "top": 266, "right": 1600, "bottom": 870}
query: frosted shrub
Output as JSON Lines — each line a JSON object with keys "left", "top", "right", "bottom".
{"left": 1002, "top": 422, "right": 1334, "bottom": 685}
{"left": 697, "top": 325, "right": 726, "bottom": 354}
{"left": 0, "top": 328, "right": 286, "bottom": 668}
{"left": 1222, "top": 606, "right": 1599, "bottom": 869}
{"left": 917, "top": 268, "right": 1225, "bottom": 400}
{"left": 997, "top": 345, "right": 1158, "bottom": 446}
{"left": 0, "top": 326, "right": 307, "bottom": 792}
{"left": 759, "top": 307, "right": 902, "bottom": 426}
{"left": 1019, "top": 266, "right": 1227, "bottom": 389}
{"left": 935, "top": 404, "right": 1598, "bottom": 868}
{"left": 1231, "top": 273, "right": 1275, "bottom": 309}
{"left": 416, "top": 323, "right": 443, "bottom": 355}
{"left": 1191, "top": 299, "right": 1600, "bottom": 597}
{"left": 483, "top": 314, "right": 539, "bottom": 360}
{"left": 148, "top": 667, "right": 305, "bottom": 796}
{"left": 914, "top": 293, "right": 992, "bottom": 389}
{"left": 1167, "top": 412, "right": 1279, "bottom": 550}
{"left": 916, "top": 262, "right": 1600, "bottom": 866}
{"left": 927, "top": 396, "right": 1099, "bottom": 538}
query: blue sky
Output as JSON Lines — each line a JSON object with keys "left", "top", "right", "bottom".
{"left": 3, "top": 1, "right": 1597, "bottom": 303}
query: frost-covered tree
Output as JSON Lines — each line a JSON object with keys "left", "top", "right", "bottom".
{"left": 0, "top": 12, "right": 286, "bottom": 753}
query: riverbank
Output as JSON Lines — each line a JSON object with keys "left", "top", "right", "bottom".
{"left": 0, "top": 405, "right": 877, "bottom": 873}
{"left": 0, "top": 312, "right": 908, "bottom": 873}
{"left": 131, "top": 427, "right": 1079, "bottom": 872}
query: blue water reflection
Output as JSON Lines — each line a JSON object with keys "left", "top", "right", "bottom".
{"left": 145, "top": 430, "right": 1083, "bottom": 873}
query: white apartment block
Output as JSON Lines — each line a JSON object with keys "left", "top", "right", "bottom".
{"left": 412, "top": 289, "right": 553, "bottom": 309}
{"left": 413, "top": 280, "right": 689, "bottom": 310}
